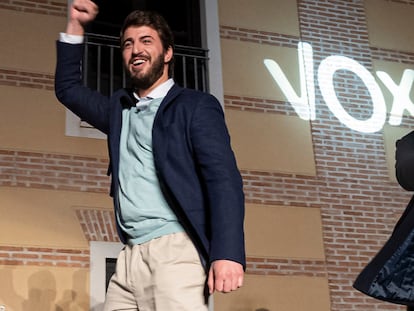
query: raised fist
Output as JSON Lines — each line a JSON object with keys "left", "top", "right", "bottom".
{"left": 66, "top": 0, "right": 99, "bottom": 35}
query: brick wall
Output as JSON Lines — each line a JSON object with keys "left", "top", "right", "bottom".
{"left": 222, "top": 1, "right": 413, "bottom": 311}
{"left": 0, "top": 246, "right": 89, "bottom": 268}
{"left": 222, "top": 0, "right": 414, "bottom": 310}
{"left": 1, "top": 1, "right": 414, "bottom": 310}
{"left": 0, "top": 69, "right": 54, "bottom": 91}
{"left": 0, "top": 149, "right": 112, "bottom": 268}
{"left": 0, "top": 207, "right": 119, "bottom": 268}
{"left": 0, "top": 0, "right": 66, "bottom": 17}
{"left": 298, "top": 1, "right": 410, "bottom": 311}
{"left": 0, "top": 150, "right": 110, "bottom": 192}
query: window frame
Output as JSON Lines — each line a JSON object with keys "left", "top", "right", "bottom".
{"left": 89, "top": 241, "right": 124, "bottom": 310}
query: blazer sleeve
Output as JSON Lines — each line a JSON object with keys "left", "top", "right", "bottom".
{"left": 396, "top": 131, "right": 414, "bottom": 191}
{"left": 190, "top": 93, "right": 246, "bottom": 268}
{"left": 55, "top": 41, "right": 110, "bottom": 134}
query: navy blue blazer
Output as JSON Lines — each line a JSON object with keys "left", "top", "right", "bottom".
{"left": 55, "top": 41, "right": 246, "bottom": 269}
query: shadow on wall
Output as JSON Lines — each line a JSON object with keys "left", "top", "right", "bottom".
{"left": 23, "top": 270, "right": 57, "bottom": 310}
{"left": 55, "top": 269, "right": 89, "bottom": 311}
{"left": 0, "top": 268, "right": 89, "bottom": 311}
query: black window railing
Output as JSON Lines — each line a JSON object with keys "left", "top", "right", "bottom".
{"left": 82, "top": 33, "right": 210, "bottom": 96}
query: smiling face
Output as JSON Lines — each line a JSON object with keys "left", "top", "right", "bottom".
{"left": 121, "top": 25, "right": 173, "bottom": 97}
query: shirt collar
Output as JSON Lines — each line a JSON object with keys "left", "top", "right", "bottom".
{"left": 134, "top": 79, "right": 174, "bottom": 102}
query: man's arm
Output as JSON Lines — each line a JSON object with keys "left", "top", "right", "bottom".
{"left": 55, "top": 0, "right": 111, "bottom": 134}
{"left": 189, "top": 93, "right": 245, "bottom": 294}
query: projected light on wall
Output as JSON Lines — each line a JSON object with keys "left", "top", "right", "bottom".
{"left": 264, "top": 42, "right": 414, "bottom": 133}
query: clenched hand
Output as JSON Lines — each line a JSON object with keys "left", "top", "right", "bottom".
{"left": 208, "top": 260, "right": 244, "bottom": 294}
{"left": 66, "top": 0, "right": 99, "bottom": 35}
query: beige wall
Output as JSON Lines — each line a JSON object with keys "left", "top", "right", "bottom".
{"left": 365, "top": 0, "right": 414, "bottom": 52}
{"left": 0, "top": 85, "right": 107, "bottom": 157}
{"left": 218, "top": 0, "right": 300, "bottom": 35}
{"left": 245, "top": 204, "right": 325, "bottom": 259}
{"left": 226, "top": 110, "right": 315, "bottom": 175}
{"left": 221, "top": 39, "right": 301, "bottom": 101}
{"left": 368, "top": 11, "right": 414, "bottom": 181}
{"left": 215, "top": 274, "right": 330, "bottom": 311}
{"left": 0, "top": 9, "right": 63, "bottom": 73}
{"left": 0, "top": 6, "right": 109, "bottom": 311}
{"left": 0, "top": 187, "right": 111, "bottom": 249}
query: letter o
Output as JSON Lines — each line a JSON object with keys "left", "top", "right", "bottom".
{"left": 317, "top": 55, "right": 386, "bottom": 133}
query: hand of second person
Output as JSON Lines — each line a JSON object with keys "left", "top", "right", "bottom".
{"left": 207, "top": 260, "right": 244, "bottom": 294}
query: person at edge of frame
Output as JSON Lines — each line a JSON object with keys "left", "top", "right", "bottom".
{"left": 54, "top": 0, "right": 246, "bottom": 310}
{"left": 354, "top": 130, "right": 414, "bottom": 311}
{"left": 396, "top": 132, "right": 414, "bottom": 311}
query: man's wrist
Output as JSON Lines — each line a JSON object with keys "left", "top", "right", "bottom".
{"left": 59, "top": 32, "right": 84, "bottom": 44}
{"left": 65, "top": 19, "right": 85, "bottom": 36}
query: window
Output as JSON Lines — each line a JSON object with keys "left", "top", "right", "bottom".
{"left": 65, "top": 0, "right": 223, "bottom": 139}
{"left": 88, "top": 0, "right": 202, "bottom": 46}
{"left": 89, "top": 241, "right": 124, "bottom": 310}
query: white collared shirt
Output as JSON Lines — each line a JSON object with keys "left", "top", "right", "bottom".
{"left": 133, "top": 79, "right": 174, "bottom": 109}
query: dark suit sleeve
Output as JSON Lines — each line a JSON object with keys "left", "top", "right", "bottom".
{"left": 55, "top": 41, "right": 110, "bottom": 134}
{"left": 190, "top": 94, "right": 246, "bottom": 268}
{"left": 396, "top": 131, "right": 414, "bottom": 191}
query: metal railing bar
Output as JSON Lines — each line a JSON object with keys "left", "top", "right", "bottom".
{"left": 110, "top": 47, "right": 114, "bottom": 96}
{"left": 97, "top": 46, "right": 102, "bottom": 92}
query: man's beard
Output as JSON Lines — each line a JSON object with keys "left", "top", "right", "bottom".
{"left": 129, "top": 53, "right": 165, "bottom": 91}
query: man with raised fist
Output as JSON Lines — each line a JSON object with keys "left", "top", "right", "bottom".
{"left": 55, "top": 0, "right": 246, "bottom": 310}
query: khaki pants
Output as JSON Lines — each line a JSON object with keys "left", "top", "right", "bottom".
{"left": 103, "top": 232, "right": 209, "bottom": 311}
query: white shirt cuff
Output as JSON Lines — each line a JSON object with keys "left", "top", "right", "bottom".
{"left": 59, "top": 32, "right": 84, "bottom": 44}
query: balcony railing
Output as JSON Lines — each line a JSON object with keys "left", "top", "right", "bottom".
{"left": 82, "top": 33, "right": 210, "bottom": 96}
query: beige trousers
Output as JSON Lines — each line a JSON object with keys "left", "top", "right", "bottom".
{"left": 103, "top": 232, "right": 209, "bottom": 311}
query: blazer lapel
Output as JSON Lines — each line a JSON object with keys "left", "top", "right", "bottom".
{"left": 108, "top": 89, "right": 136, "bottom": 193}
{"left": 152, "top": 84, "right": 184, "bottom": 167}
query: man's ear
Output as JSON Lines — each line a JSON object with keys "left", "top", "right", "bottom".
{"left": 164, "top": 46, "right": 173, "bottom": 63}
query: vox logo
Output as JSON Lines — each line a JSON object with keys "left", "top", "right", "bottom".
{"left": 264, "top": 42, "right": 414, "bottom": 133}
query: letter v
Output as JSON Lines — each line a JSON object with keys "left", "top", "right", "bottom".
{"left": 264, "top": 42, "right": 315, "bottom": 120}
